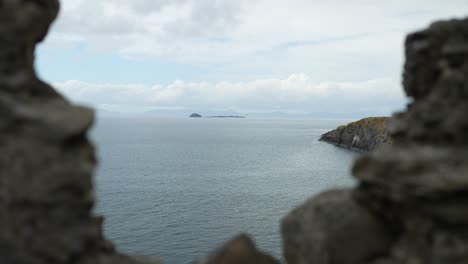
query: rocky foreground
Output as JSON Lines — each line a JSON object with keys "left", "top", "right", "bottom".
{"left": 320, "top": 117, "right": 390, "bottom": 152}
{"left": 2, "top": 1, "right": 468, "bottom": 264}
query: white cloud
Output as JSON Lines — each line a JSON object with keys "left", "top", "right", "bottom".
{"left": 47, "top": 0, "right": 246, "bottom": 60}
{"left": 40, "top": 1, "right": 466, "bottom": 115}
{"left": 55, "top": 74, "right": 405, "bottom": 115}
{"left": 45, "top": 0, "right": 468, "bottom": 63}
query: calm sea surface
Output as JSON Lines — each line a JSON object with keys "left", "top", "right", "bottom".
{"left": 91, "top": 118, "right": 359, "bottom": 264}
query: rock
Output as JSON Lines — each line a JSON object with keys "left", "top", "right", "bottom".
{"left": 0, "top": 1, "right": 157, "bottom": 264}
{"left": 353, "top": 145, "right": 468, "bottom": 224}
{"left": 320, "top": 117, "right": 390, "bottom": 152}
{"left": 0, "top": 0, "right": 60, "bottom": 89}
{"left": 197, "top": 234, "right": 280, "bottom": 264}
{"left": 281, "top": 190, "right": 393, "bottom": 264}
{"left": 285, "top": 16, "right": 468, "bottom": 264}
{"left": 352, "top": 17, "right": 468, "bottom": 264}
{"left": 190, "top": 113, "right": 202, "bottom": 118}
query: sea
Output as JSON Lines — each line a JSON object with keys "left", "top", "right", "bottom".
{"left": 91, "top": 117, "right": 359, "bottom": 264}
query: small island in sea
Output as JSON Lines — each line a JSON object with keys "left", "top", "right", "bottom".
{"left": 189, "top": 113, "right": 202, "bottom": 118}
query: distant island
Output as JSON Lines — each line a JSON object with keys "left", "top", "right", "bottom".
{"left": 206, "top": 116, "right": 246, "bottom": 118}
{"left": 189, "top": 113, "right": 202, "bottom": 118}
{"left": 189, "top": 113, "right": 246, "bottom": 118}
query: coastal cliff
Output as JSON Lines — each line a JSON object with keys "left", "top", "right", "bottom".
{"left": 319, "top": 117, "right": 390, "bottom": 152}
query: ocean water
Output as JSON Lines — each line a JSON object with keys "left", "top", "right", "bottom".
{"left": 91, "top": 118, "right": 359, "bottom": 264}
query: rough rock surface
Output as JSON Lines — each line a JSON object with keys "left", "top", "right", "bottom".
{"left": 282, "top": 190, "right": 393, "bottom": 264}
{"left": 283, "top": 17, "right": 468, "bottom": 264}
{"left": 320, "top": 117, "right": 390, "bottom": 152}
{"left": 353, "top": 17, "right": 468, "bottom": 264}
{"left": 0, "top": 1, "right": 156, "bottom": 264}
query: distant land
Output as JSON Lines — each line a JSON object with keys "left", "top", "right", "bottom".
{"left": 190, "top": 113, "right": 202, "bottom": 118}
{"left": 96, "top": 108, "right": 395, "bottom": 119}
{"left": 206, "top": 116, "right": 246, "bottom": 118}
{"left": 189, "top": 113, "right": 246, "bottom": 118}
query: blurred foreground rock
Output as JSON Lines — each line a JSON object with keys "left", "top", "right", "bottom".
{"left": 282, "top": 190, "right": 393, "bottom": 264}
{"left": 282, "top": 17, "right": 468, "bottom": 264}
{"left": 0, "top": 1, "right": 156, "bottom": 263}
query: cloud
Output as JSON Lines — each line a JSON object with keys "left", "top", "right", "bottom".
{"left": 47, "top": 0, "right": 246, "bottom": 61}
{"left": 54, "top": 74, "right": 405, "bottom": 115}
{"left": 45, "top": 0, "right": 468, "bottom": 63}
{"left": 40, "top": 1, "right": 465, "bottom": 115}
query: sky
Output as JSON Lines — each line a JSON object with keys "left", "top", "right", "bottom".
{"left": 37, "top": 0, "right": 468, "bottom": 117}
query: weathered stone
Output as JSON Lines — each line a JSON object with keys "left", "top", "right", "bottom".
{"left": 0, "top": 0, "right": 59, "bottom": 88}
{"left": 197, "top": 234, "right": 280, "bottom": 264}
{"left": 352, "top": 17, "right": 468, "bottom": 264}
{"left": 282, "top": 190, "right": 393, "bottom": 264}
{"left": 0, "top": 1, "right": 159, "bottom": 264}
{"left": 393, "top": 18, "right": 468, "bottom": 145}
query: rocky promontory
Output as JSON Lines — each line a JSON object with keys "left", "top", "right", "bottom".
{"left": 319, "top": 117, "right": 390, "bottom": 152}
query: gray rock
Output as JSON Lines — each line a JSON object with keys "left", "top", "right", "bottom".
{"left": 282, "top": 190, "right": 393, "bottom": 264}
{"left": 293, "top": 15, "right": 468, "bottom": 264}
{"left": 392, "top": 18, "right": 468, "bottom": 145}
{"left": 0, "top": 1, "right": 157, "bottom": 263}
{"left": 352, "top": 17, "right": 468, "bottom": 264}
